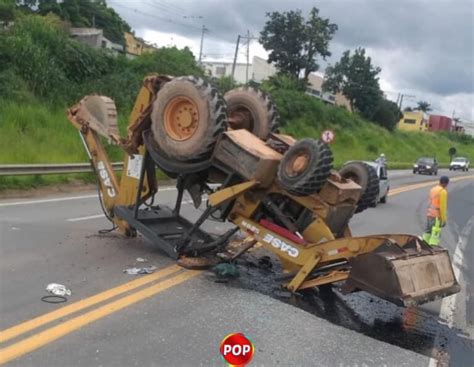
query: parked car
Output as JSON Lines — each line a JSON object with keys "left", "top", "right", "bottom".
{"left": 413, "top": 157, "right": 438, "bottom": 175}
{"left": 449, "top": 157, "right": 470, "bottom": 171}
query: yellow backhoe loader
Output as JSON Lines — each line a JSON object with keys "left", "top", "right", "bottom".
{"left": 66, "top": 75, "right": 459, "bottom": 307}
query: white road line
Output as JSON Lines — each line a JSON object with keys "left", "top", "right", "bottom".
{"left": 0, "top": 194, "right": 98, "bottom": 208}
{"left": 67, "top": 214, "right": 106, "bottom": 222}
{"left": 0, "top": 187, "right": 178, "bottom": 208}
{"left": 66, "top": 199, "right": 197, "bottom": 222}
{"left": 439, "top": 215, "right": 474, "bottom": 328}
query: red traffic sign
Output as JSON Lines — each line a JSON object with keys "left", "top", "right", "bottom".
{"left": 321, "top": 130, "right": 335, "bottom": 143}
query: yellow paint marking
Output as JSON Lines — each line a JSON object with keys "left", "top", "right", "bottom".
{"left": 0, "top": 264, "right": 181, "bottom": 344}
{"left": 0, "top": 270, "right": 200, "bottom": 365}
{"left": 388, "top": 175, "right": 473, "bottom": 197}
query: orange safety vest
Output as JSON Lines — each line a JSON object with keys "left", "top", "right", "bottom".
{"left": 427, "top": 185, "right": 444, "bottom": 218}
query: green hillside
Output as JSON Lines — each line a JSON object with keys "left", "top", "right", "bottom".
{"left": 271, "top": 89, "right": 474, "bottom": 167}
{"left": 1, "top": 12, "right": 472, "bottom": 190}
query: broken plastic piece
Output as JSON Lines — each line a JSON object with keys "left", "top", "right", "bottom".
{"left": 123, "top": 266, "right": 157, "bottom": 275}
{"left": 46, "top": 283, "right": 72, "bottom": 297}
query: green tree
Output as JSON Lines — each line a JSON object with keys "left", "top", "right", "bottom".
{"left": 404, "top": 106, "right": 413, "bottom": 112}
{"left": 372, "top": 99, "right": 402, "bottom": 131}
{"left": 323, "top": 47, "right": 383, "bottom": 119}
{"left": 259, "top": 7, "right": 337, "bottom": 80}
{"left": 262, "top": 74, "right": 307, "bottom": 92}
{"left": 0, "top": 0, "right": 15, "bottom": 22}
{"left": 416, "top": 100, "right": 432, "bottom": 112}
{"left": 16, "top": 0, "right": 131, "bottom": 44}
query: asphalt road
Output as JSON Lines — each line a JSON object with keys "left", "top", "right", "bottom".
{"left": 0, "top": 169, "right": 472, "bottom": 366}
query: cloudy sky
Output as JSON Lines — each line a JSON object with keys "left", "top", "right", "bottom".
{"left": 108, "top": 0, "right": 473, "bottom": 124}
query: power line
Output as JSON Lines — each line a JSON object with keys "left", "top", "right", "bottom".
{"left": 147, "top": 0, "right": 203, "bottom": 23}
{"left": 151, "top": 0, "right": 188, "bottom": 14}
{"left": 110, "top": 3, "right": 202, "bottom": 31}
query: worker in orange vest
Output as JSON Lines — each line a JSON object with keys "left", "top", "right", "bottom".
{"left": 422, "top": 176, "right": 449, "bottom": 245}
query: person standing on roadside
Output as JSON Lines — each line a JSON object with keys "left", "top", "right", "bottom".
{"left": 423, "top": 176, "right": 449, "bottom": 245}
{"left": 376, "top": 153, "right": 387, "bottom": 166}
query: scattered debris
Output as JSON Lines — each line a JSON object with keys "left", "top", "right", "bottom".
{"left": 212, "top": 263, "right": 240, "bottom": 280}
{"left": 123, "top": 266, "right": 157, "bottom": 275}
{"left": 46, "top": 283, "right": 72, "bottom": 296}
{"left": 136, "top": 257, "right": 147, "bottom": 262}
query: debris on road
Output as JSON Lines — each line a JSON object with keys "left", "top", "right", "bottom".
{"left": 123, "top": 266, "right": 157, "bottom": 275}
{"left": 136, "top": 257, "right": 147, "bottom": 262}
{"left": 46, "top": 283, "right": 72, "bottom": 296}
{"left": 212, "top": 263, "right": 240, "bottom": 280}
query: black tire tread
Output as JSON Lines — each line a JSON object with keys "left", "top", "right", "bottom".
{"left": 225, "top": 86, "right": 280, "bottom": 139}
{"left": 278, "top": 139, "right": 333, "bottom": 196}
{"left": 355, "top": 164, "right": 379, "bottom": 213}
{"left": 153, "top": 76, "right": 227, "bottom": 161}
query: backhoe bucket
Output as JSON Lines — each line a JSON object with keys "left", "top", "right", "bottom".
{"left": 344, "top": 237, "right": 460, "bottom": 307}
{"left": 75, "top": 95, "right": 119, "bottom": 142}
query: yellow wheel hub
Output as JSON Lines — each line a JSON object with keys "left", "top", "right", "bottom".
{"left": 164, "top": 97, "right": 199, "bottom": 141}
{"left": 286, "top": 153, "right": 309, "bottom": 177}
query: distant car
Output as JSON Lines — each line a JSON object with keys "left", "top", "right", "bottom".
{"left": 345, "top": 161, "right": 389, "bottom": 206}
{"left": 413, "top": 157, "right": 438, "bottom": 175}
{"left": 449, "top": 157, "right": 470, "bottom": 171}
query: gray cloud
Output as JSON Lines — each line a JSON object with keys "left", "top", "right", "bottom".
{"left": 109, "top": 0, "right": 473, "bottom": 119}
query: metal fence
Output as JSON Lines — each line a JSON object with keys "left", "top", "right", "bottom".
{"left": 0, "top": 163, "right": 123, "bottom": 176}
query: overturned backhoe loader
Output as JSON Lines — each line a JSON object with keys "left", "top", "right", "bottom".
{"left": 66, "top": 75, "right": 459, "bottom": 308}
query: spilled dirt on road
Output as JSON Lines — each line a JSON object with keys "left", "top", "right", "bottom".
{"left": 220, "top": 251, "right": 474, "bottom": 365}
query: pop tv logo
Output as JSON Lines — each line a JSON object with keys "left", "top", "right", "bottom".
{"left": 220, "top": 333, "right": 254, "bottom": 366}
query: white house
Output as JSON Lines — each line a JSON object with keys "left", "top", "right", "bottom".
{"left": 202, "top": 56, "right": 277, "bottom": 84}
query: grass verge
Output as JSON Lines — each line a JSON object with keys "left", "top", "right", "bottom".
{"left": 1, "top": 95, "right": 473, "bottom": 191}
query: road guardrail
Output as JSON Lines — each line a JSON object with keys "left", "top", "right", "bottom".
{"left": 0, "top": 163, "right": 124, "bottom": 176}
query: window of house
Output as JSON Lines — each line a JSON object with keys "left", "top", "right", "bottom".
{"left": 215, "top": 66, "right": 226, "bottom": 76}
{"left": 404, "top": 119, "right": 416, "bottom": 124}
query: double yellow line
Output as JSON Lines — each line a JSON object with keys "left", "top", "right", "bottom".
{"left": 1, "top": 174, "right": 472, "bottom": 364}
{"left": 0, "top": 265, "right": 200, "bottom": 365}
{"left": 388, "top": 174, "right": 473, "bottom": 197}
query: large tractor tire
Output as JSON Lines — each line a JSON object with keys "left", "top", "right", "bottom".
{"left": 151, "top": 76, "right": 226, "bottom": 162}
{"left": 277, "top": 139, "right": 333, "bottom": 196}
{"left": 340, "top": 162, "right": 379, "bottom": 213}
{"left": 224, "top": 86, "right": 279, "bottom": 140}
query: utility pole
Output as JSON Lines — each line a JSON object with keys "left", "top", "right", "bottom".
{"left": 398, "top": 93, "right": 416, "bottom": 110}
{"left": 231, "top": 35, "right": 241, "bottom": 82}
{"left": 246, "top": 30, "right": 250, "bottom": 83}
{"left": 198, "top": 25, "right": 208, "bottom": 64}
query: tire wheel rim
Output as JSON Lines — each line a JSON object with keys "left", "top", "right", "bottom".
{"left": 163, "top": 96, "right": 199, "bottom": 141}
{"left": 285, "top": 152, "right": 309, "bottom": 177}
{"left": 228, "top": 105, "right": 254, "bottom": 132}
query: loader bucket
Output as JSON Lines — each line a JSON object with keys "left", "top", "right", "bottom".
{"left": 344, "top": 237, "right": 460, "bottom": 307}
{"left": 75, "top": 95, "right": 119, "bottom": 141}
